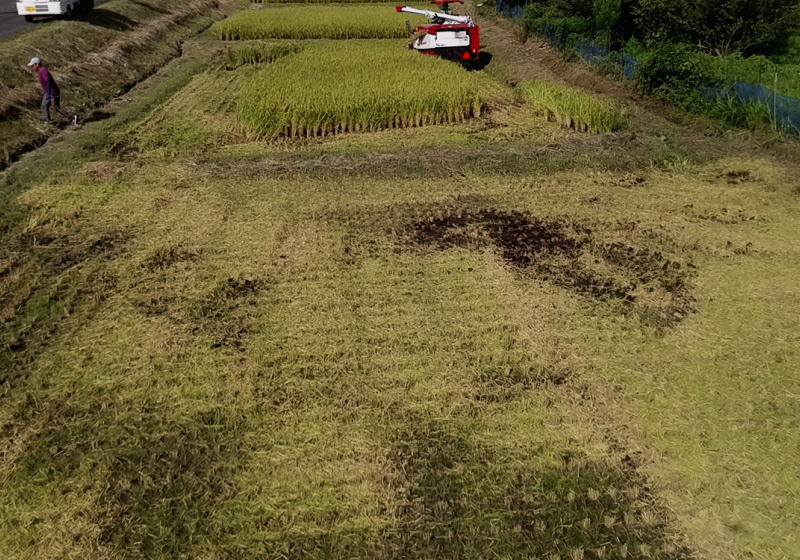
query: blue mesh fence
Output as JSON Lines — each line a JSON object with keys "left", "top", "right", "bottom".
{"left": 495, "top": 2, "right": 800, "bottom": 134}
{"left": 734, "top": 81, "right": 800, "bottom": 133}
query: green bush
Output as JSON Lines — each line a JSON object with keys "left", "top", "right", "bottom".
{"left": 703, "top": 54, "right": 800, "bottom": 98}
{"left": 633, "top": 0, "right": 800, "bottom": 56}
{"left": 708, "top": 96, "right": 776, "bottom": 130}
{"left": 524, "top": 4, "right": 591, "bottom": 46}
{"left": 593, "top": 0, "right": 621, "bottom": 47}
{"left": 637, "top": 44, "right": 716, "bottom": 96}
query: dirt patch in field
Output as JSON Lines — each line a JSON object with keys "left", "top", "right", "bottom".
{"left": 141, "top": 244, "right": 203, "bottom": 271}
{"left": 719, "top": 169, "right": 753, "bottom": 185}
{"left": 190, "top": 276, "right": 269, "bottom": 350}
{"left": 403, "top": 207, "right": 694, "bottom": 327}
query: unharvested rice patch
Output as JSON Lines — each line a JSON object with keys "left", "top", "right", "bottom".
{"left": 520, "top": 79, "right": 628, "bottom": 133}
{"left": 403, "top": 207, "right": 694, "bottom": 327}
{"left": 213, "top": 5, "right": 423, "bottom": 40}
{"left": 223, "top": 42, "right": 303, "bottom": 69}
{"left": 237, "top": 41, "right": 492, "bottom": 139}
{"left": 250, "top": 0, "right": 391, "bottom": 3}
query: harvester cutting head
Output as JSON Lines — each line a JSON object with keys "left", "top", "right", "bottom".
{"left": 395, "top": 0, "right": 480, "bottom": 63}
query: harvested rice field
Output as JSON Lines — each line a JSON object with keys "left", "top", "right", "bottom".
{"left": 1, "top": 2, "right": 799, "bottom": 560}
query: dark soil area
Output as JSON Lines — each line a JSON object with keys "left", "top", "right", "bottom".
{"left": 404, "top": 207, "right": 694, "bottom": 327}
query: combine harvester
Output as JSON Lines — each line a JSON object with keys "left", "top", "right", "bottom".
{"left": 395, "top": 0, "right": 480, "bottom": 63}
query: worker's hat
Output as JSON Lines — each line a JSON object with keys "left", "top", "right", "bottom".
{"left": 27, "top": 57, "right": 41, "bottom": 67}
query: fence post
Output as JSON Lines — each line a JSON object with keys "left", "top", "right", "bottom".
{"left": 774, "top": 72, "right": 778, "bottom": 132}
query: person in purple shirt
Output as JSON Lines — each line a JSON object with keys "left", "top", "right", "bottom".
{"left": 27, "top": 57, "right": 72, "bottom": 124}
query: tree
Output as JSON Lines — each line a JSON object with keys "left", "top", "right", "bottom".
{"left": 634, "top": 0, "right": 800, "bottom": 56}
{"left": 593, "top": 0, "right": 622, "bottom": 46}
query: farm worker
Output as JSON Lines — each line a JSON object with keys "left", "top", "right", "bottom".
{"left": 27, "top": 57, "right": 72, "bottom": 124}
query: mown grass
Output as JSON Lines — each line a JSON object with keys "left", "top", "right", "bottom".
{"left": 236, "top": 40, "right": 492, "bottom": 138}
{"left": 519, "top": 79, "right": 629, "bottom": 132}
{"left": 213, "top": 4, "right": 421, "bottom": 40}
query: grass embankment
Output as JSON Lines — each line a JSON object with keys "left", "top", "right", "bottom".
{"left": 0, "top": 0, "right": 231, "bottom": 169}
{"left": 520, "top": 79, "right": 628, "bottom": 132}
{"left": 237, "top": 41, "right": 490, "bottom": 138}
{"left": 1, "top": 3, "right": 799, "bottom": 560}
{"left": 213, "top": 4, "right": 421, "bottom": 40}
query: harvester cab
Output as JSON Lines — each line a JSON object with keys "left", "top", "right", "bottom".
{"left": 395, "top": 0, "right": 480, "bottom": 63}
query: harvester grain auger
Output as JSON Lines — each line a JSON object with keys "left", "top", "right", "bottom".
{"left": 395, "top": 0, "right": 481, "bottom": 63}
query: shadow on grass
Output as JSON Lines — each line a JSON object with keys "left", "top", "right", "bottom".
{"left": 469, "top": 50, "right": 493, "bottom": 71}
{"left": 81, "top": 109, "right": 114, "bottom": 124}
{"left": 84, "top": 9, "right": 137, "bottom": 31}
{"left": 8, "top": 399, "right": 246, "bottom": 556}
{"left": 384, "top": 413, "right": 690, "bottom": 559}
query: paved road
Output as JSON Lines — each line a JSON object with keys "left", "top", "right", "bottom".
{"left": 0, "top": 0, "right": 35, "bottom": 38}
{"left": 0, "top": 0, "right": 106, "bottom": 39}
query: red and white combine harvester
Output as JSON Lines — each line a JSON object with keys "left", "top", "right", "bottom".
{"left": 395, "top": 0, "right": 480, "bottom": 63}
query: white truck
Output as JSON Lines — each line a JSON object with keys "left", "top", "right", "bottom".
{"left": 16, "top": 0, "right": 95, "bottom": 21}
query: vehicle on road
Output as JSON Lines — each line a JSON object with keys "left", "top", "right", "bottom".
{"left": 16, "top": 0, "right": 94, "bottom": 22}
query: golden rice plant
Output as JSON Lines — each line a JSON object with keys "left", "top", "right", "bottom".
{"left": 519, "top": 79, "right": 628, "bottom": 133}
{"left": 213, "top": 5, "right": 422, "bottom": 40}
{"left": 223, "top": 42, "right": 302, "bottom": 68}
{"left": 251, "top": 0, "right": 389, "bottom": 3}
{"left": 237, "top": 41, "right": 486, "bottom": 139}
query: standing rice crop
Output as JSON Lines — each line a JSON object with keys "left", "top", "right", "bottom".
{"left": 237, "top": 40, "right": 487, "bottom": 139}
{"left": 213, "top": 5, "right": 422, "bottom": 40}
{"left": 250, "top": 0, "right": 390, "bottom": 3}
{"left": 519, "top": 79, "right": 628, "bottom": 133}
{"left": 223, "top": 42, "right": 302, "bottom": 68}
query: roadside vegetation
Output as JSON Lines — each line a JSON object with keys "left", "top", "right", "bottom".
{"left": 508, "top": 0, "right": 800, "bottom": 132}
{"left": 0, "top": 0, "right": 799, "bottom": 559}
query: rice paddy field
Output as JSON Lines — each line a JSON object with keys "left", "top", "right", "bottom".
{"left": 1, "top": 2, "right": 799, "bottom": 560}
{"left": 520, "top": 79, "right": 629, "bottom": 133}
{"left": 251, "top": 0, "right": 391, "bottom": 3}
{"left": 213, "top": 4, "right": 423, "bottom": 40}
{"left": 237, "top": 41, "right": 492, "bottom": 138}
